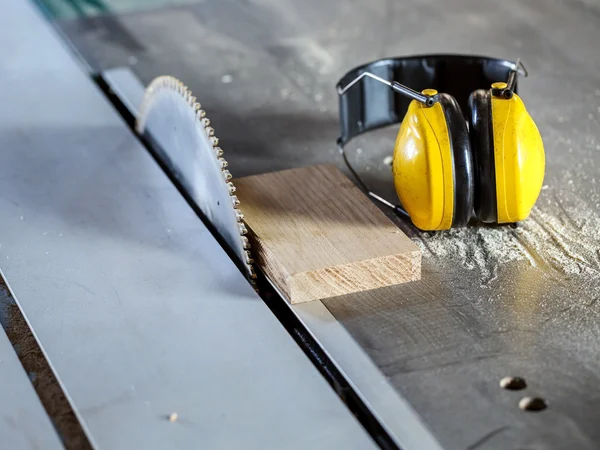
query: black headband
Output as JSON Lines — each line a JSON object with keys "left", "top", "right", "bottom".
{"left": 336, "top": 54, "right": 519, "bottom": 147}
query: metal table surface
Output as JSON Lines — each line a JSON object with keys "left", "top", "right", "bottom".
{"left": 36, "top": 0, "right": 600, "bottom": 448}
{"left": 0, "top": 1, "right": 379, "bottom": 449}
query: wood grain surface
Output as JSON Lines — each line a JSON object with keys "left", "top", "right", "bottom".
{"left": 236, "top": 164, "right": 421, "bottom": 303}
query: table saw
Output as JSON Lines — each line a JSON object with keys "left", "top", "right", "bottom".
{"left": 1, "top": 1, "right": 600, "bottom": 449}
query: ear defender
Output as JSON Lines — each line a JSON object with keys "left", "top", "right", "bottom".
{"left": 392, "top": 90, "right": 473, "bottom": 231}
{"left": 469, "top": 82, "right": 545, "bottom": 224}
{"left": 336, "top": 56, "right": 544, "bottom": 231}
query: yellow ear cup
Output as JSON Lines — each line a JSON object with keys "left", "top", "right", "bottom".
{"left": 490, "top": 85, "right": 545, "bottom": 223}
{"left": 392, "top": 90, "right": 454, "bottom": 231}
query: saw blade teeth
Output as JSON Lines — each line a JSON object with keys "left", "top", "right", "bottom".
{"left": 227, "top": 182, "right": 236, "bottom": 195}
{"left": 214, "top": 147, "right": 224, "bottom": 157}
{"left": 218, "top": 157, "right": 228, "bottom": 169}
{"left": 245, "top": 250, "right": 253, "bottom": 265}
{"left": 249, "top": 266, "right": 257, "bottom": 279}
{"left": 210, "top": 136, "right": 219, "bottom": 147}
{"left": 222, "top": 170, "right": 232, "bottom": 182}
{"left": 231, "top": 195, "right": 240, "bottom": 208}
{"left": 235, "top": 209, "right": 244, "bottom": 222}
{"left": 198, "top": 109, "right": 206, "bottom": 119}
{"left": 241, "top": 236, "right": 250, "bottom": 249}
{"left": 201, "top": 118, "right": 210, "bottom": 127}
{"left": 205, "top": 126, "right": 215, "bottom": 137}
{"left": 239, "top": 222, "right": 248, "bottom": 236}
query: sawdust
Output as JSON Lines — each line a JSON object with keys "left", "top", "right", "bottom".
{"left": 414, "top": 187, "right": 600, "bottom": 286}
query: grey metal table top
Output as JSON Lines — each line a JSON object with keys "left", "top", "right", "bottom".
{"left": 0, "top": 1, "right": 378, "bottom": 449}
{"left": 39, "top": 0, "right": 600, "bottom": 448}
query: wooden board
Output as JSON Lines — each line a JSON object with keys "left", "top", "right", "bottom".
{"left": 235, "top": 164, "right": 421, "bottom": 303}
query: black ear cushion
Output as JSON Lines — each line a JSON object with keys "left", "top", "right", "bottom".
{"left": 438, "top": 93, "right": 473, "bottom": 228}
{"left": 468, "top": 90, "right": 497, "bottom": 223}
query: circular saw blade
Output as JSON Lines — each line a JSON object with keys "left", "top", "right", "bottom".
{"left": 136, "top": 76, "right": 255, "bottom": 280}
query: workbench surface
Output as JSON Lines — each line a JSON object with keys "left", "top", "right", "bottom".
{"left": 18, "top": 0, "right": 600, "bottom": 448}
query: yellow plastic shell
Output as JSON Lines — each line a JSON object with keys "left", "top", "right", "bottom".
{"left": 392, "top": 91, "right": 454, "bottom": 231}
{"left": 491, "top": 93, "right": 545, "bottom": 223}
